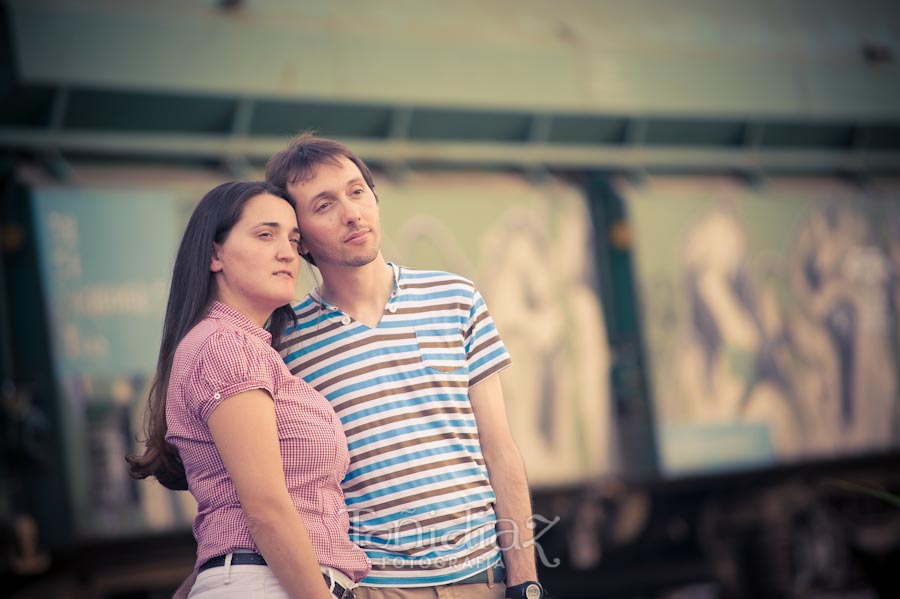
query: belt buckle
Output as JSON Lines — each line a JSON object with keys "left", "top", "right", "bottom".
{"left": 325, "top": 573, "right": 354, "bottom": 599}
{"left": 335, "top": 584, "right": 354, "bottom": 599}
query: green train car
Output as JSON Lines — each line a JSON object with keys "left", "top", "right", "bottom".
{"left": 3, "top": 1, "right": 900, "bottom": 597}
{"left": 4, "top": 166, "right": 900, "bottom": 598}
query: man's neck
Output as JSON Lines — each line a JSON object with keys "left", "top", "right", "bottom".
{"left": 318, "top": 256, "right": 394, "bottom": 322}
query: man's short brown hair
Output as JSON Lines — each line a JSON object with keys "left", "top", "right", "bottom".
{"left": 265, "top": 131, "right": 376, "bottom": 196}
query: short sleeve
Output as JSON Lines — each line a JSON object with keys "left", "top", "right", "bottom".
{"left": 185, "top": 330, "right": 277, "bottom": 422}
{"left": 464, "top": 287, "right": 512, "bottom": 386}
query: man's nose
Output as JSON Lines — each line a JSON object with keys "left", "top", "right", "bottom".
{"left": 341, "top": 199, "right": 362, "bottom": 223}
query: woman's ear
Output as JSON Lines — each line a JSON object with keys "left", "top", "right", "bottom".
{"left": 210, "top": 243, "right": 223, "bottom": 273}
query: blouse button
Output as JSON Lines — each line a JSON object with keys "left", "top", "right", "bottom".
{"left": 388, "top": 305, "right": 397, "bottom": 313}
{"left": 213, "top": 392, "right": 221, "bottom": 400}
{"left": 341, "top": 315, "right": 352, "bottom": 325}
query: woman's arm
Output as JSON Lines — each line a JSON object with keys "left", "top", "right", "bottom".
{"left": 208, "top": 389, "right": 333, "bottom": 599}
{"left": 171, "top": 570, "right": 195, "bottom": 599}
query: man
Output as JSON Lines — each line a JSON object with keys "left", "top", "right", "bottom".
{"left": 265, "top": 133, "right": 544, "bottom": 599}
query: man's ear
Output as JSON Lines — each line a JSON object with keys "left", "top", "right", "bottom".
{"left": 296, "top": 236, "right": 317, "bottom": 266}
{"left": 297, "top": 237, "right": 310, "bottom": 258}
{"left": 210, "top": 243, "right": 223, "bottom": 273}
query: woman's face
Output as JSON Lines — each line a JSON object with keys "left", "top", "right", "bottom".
{"left": 210, "top": 193, "right": 301, "bottom": 324}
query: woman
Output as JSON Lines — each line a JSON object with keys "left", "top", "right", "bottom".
{"left": 127, "top": 181, "right": 369, "bottom": 598}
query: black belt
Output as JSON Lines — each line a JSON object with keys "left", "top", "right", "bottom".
{"left": 198, "top": 554, "right": 355, "bottom": 598}
{"left": 198, "top": 552, "right": 268, "bottom": 571}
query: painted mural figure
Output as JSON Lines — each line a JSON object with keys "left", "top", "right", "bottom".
{"left": 482, "top": 191, "right": 612, "bottom": 484}
{"left": 676, "top": 200, "right": 898, "bottom": 460}
{"left": 790, "top": 205, "right": 896, "bottom": 452}
{"left": 679, "top": 208, "right": 798, "bottom": 454}
{"left": 383, "top": 176, "right": 613, "bottom": 486}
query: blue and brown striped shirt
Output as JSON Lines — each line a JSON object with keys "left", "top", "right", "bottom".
{"left": 278, "top": 263, "right": 512, "bottom": 587}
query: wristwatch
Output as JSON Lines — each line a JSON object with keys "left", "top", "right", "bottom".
{"left": 505, "top": 581, "right": 545, "bottom": 599}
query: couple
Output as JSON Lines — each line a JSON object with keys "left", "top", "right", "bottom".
{"left": 128, "top": 134, "right": 545, "bottom": 599}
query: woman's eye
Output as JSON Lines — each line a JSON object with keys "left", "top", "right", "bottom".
{"left": 290, "top": 238, "right": 300, "bottom": 245}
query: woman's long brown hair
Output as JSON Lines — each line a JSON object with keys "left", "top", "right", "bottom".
{"left": 126, "top": 181, "right": 297, "bottom": 490}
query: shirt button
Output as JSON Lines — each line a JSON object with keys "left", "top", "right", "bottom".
{"left": 341, "top": 315, "right": 351, "bottom": 325}
{"left": 388, "top": 305, "right": 397, "bottom": 313}
{"left": 213, "top": 392, "right": 221, "bottom": 400}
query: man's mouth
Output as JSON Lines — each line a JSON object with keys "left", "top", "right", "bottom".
{"left": 344, "top": 229, "right": 370, "bottom": 243}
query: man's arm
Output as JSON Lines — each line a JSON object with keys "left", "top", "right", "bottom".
{"left": 469, "top": 372, "right": 539, "bottom": 586}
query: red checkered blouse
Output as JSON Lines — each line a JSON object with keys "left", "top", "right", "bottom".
{"left": 165, "top": 301, "right": 370, "bottom": 581}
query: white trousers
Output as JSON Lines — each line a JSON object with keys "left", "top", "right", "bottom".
{"left": 189, "top": 556, "right": 356, "bottom": 599}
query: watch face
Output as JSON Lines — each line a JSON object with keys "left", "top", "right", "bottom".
{"left": 524, "top": 584, "right": 542, "bottom": 599}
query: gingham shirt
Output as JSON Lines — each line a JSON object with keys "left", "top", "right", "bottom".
{"left": 165, "top": 301, "right": 370, "bottom": 580}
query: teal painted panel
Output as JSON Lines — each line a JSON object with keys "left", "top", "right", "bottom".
{"left": 582, "top": 55, "right": 803, "bottom": 116}
{"left": 661, "top": 423, "right": 776, "bottom": 475}
{"left": 10, "top": 0, "right": 899, "bottom": 118}
{"left": 343, "top": 40, "right": 582, "bottom": 109}
{"left": 31, "top": 187, "right": 196, "bottom": 539}
{"left": 32, "top": 189, "right": 174, "bottom": 377}
{"left": 803, "top": 64, "right": 900, "bottom": 119}
{"left": 9, "top": 1, "right": 342, "bottom": 97}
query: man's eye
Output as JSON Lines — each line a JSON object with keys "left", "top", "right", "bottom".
{"left": 316, "top": 202, "right": 331, "bottom": 212}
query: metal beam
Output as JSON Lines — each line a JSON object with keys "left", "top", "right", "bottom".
{"left": 1, "top": 128, "right": 897, "bottom": 173}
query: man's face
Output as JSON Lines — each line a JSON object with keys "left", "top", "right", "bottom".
{"left": 288, "top": 156, "right": 381, "bottom": 269}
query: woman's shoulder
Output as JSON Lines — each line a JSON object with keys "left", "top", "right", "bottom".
{"left": 173, "top": 316, "right": 265, "bottom": 375}
{"left": 177, "top": 316, "right": 234, "bottom": 358}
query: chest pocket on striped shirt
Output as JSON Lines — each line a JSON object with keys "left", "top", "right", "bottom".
{"left": 414, "top": 329, "right": 468, "bottom": 374}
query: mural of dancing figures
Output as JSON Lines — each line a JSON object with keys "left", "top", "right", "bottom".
{"left": 624, "top": 176, "right": 900, "bottom": 476}
{"left": 378, "top": 172, "right": 616, "bottom": 486}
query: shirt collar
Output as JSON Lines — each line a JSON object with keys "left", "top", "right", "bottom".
{"left": 389, "top": 262, "right": 402, "bottom": 295}
{"left": 207, "top": 301, "right": 273, "bottom": 344}
{"left": 311, "top": 261, "right": 402, "bottom": 307}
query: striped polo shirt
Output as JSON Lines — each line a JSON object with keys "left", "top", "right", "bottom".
{"left": 278, "top": 264, "right": 512, "bottom": 587}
